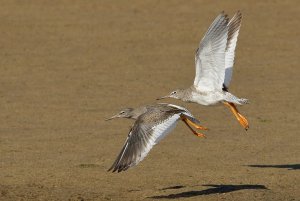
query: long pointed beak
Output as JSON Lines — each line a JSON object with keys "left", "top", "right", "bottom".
{"left": 156, "top": 95, "right": 169, "bottom": 100}
{"left": 105, "top": 115, "right": 118, "bottom": 121}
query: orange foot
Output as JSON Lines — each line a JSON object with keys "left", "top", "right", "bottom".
{"left": 180, "top": 115, "right": 207, "bottom": 138}
{"left": 193, "top": 132, "right": 207, "bottom": 138}
{"left": 185, "top": 118, "right": 209, "bottom": 131}
{"left": 224, "top": 102, "right": 249, "bottom": 130}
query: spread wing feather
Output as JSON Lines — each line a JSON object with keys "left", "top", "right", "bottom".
{"left": 194, "top": 12, "right": 229, "bottom": 91}
{"left": 108, "top": 112, "right": 180, "bottom": 173}
{"left": 224, "top": 11, "right": 242, "bottom": 88}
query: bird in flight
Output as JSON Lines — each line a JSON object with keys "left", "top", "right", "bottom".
{"left": 158, "top": 11, "right": 249, "bottom": 130}
{"left": 106, "top": 103, "right": 207, "bottom": 172}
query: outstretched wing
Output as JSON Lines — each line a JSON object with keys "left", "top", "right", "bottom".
{"left": 108, "top": 111, "right": 180, "bottom": 173}
{"left": 224, "top": 11, "right": 242, "bottom": 88}
{"left": 194, "top": 12, "right": 229, "bottom": 91}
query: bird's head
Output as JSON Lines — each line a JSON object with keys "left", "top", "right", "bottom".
{"left": 157, "top": 89, "right": 184, "bottom": 100}
{"left": 105, "top": 108, "right": 134, "bottom": 121}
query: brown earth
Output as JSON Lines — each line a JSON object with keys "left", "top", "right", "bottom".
{"left": 0, "top": 0, "right": 299, "bottom": 200}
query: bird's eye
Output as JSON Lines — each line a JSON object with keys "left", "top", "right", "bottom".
{"left": 171, "top": 91, "right": 177, "bottom": 95}
{"left": 120, "top": 111, "right": 125, "bottom": 114}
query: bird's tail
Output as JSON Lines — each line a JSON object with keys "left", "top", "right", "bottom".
{"left": 224, "top": 92, "right": 249, "bottom": 105}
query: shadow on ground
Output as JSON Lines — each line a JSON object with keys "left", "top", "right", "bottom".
{"left": 160, "top": 185, "right": 186, "bottom": 190}
{"left": 247, "top": 164, "right": 300, "bottom": 170}
{"left": 150, "top": 184, "right": 268, "bottom": 199}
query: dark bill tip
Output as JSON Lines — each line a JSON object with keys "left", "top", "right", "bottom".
{"left": 105, "top": 116, "right": 116, "bottom": 121}
{"left": 156, "top": 96, "right": 168, "bottom": 100}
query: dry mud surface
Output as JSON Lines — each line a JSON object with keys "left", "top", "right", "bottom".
{"left": 0, "top": 1, "right": 299, "bottom": 200}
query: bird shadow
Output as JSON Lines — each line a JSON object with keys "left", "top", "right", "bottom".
{"left": 160, "top": 185, "right": 186, "bottom": 190}
{"left": 247, "top": 164, "right": 300, "bottom": 170}
{"left": 150, "top": 184, "right": 268, "bottom": 199}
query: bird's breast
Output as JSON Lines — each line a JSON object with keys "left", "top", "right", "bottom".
{"left": 190, "top": 91, "right": 224, "bottom": 106}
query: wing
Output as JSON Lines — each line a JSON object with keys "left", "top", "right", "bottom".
{"left": 194, "top": 12, "right": 229, "bottom": 91}
{"left": 108, "top": 112, "right": 180, "bottom": 173}
{"left": 224, "top": 11, "right": 242, "bottom": 88}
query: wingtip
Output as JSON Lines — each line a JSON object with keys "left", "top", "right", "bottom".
{"left": 235, "top": 10, "right": 243, "bottom": 19}
{"left": 220, "top": 11, "right": 229, "bottom": 17}
{"left": 107, "top": 166, "right": 119, "bottom": 173}
{"left": 107, "top": 162, "right": 121, "bottom": 173}
{"left": 108, "top": 163, "right": 130, "bottom": 173}
{"left": 107, "top": 166, "right": 113, "bottom": 172}
{"left": 219, "top": 11, "right": 229, "bottom": 21}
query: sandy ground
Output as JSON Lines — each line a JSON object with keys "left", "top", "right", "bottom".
{"left": 0, "top": 0, "right": 299, "bottom": 200}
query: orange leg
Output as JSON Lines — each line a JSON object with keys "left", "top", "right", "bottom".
{"left": 180, "top": 116, "right": 207, "bottom": 138}
{"left": 223, "top": 102, "right": 249, "bottom": 130}
{"left": 184, "top": 117, "right": 209, "bottom": 131}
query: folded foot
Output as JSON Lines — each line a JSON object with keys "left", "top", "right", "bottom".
{"left": 180, "top": 115, "right": 207, "bottom": 138}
